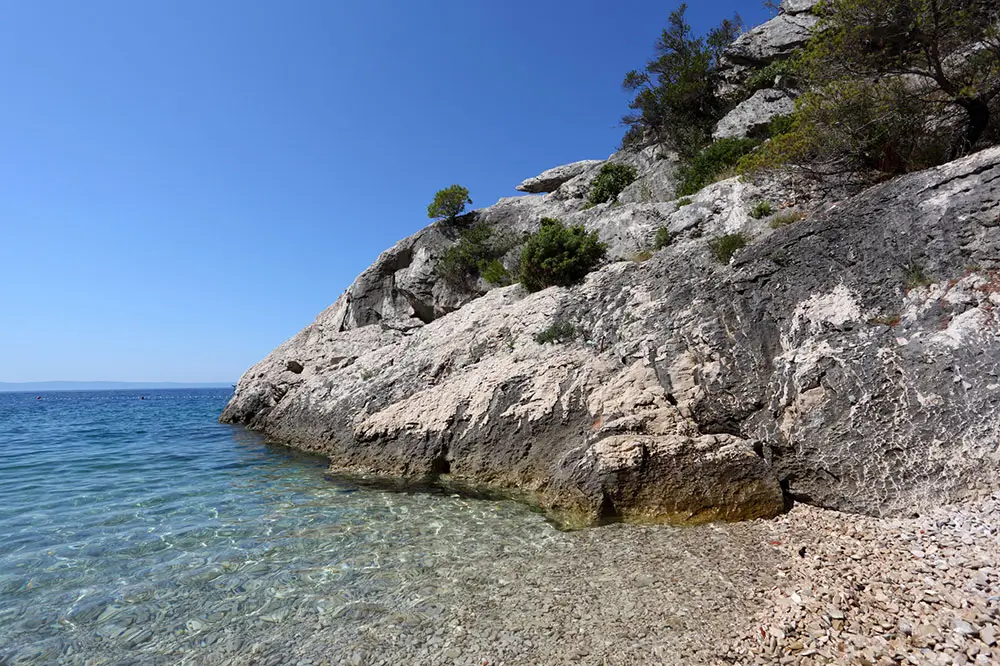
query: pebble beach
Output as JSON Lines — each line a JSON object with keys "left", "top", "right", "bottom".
{"left": 202, "top": 493, "right": 1000, "bottom": 666}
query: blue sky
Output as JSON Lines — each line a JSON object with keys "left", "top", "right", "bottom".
{"left": 0, "top": 1, "right": 768, "bottom": 383}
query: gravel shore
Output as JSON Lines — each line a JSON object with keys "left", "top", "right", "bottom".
{"left": 16, "top": 490, "right": 993, "bottom": 665}
{"left": 202, "top": 493, "right": 998, "bottom": 666}
{"left": 725, "top": 493, "right": 1000, "bottom": 666}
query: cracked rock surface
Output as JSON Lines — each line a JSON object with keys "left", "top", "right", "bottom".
{"left": 223, "top": 146, "right": 1000, "bottom": 526}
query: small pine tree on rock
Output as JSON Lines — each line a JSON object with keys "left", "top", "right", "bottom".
{"left": 427, "top": 185, "right": 472, "bottom": 222}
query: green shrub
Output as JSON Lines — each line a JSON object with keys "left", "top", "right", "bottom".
{"left": 620, "top": 125, "right": 645, "bottom": 152}
{"left": 676, "top": 197, "right": 693, "bottom": 207}
{"left": 436, "top": 223, "right": 514, "bottom": 289}
{"left": 743, "top": 58, "right": 800, "bottom": 95}
{"left": 677, "top": 138, "right": 760, "bottom": 196}
{"left": 739, "top": 80, "right": 948, "bottom": 179}
{"left": 749, "top": 201, "right": 773, "bottom": 219}
{"left": 519, "top": 218, "right": 607, "bottom": 292}
{"left": 588, "top": 163, "right": 638, "bottom": 205}
{"left": 633, "top": 250, "right": 654, "bottom": 262}
{"left": 769, "top": 211, "right": 805, "bottom": 228}
{"left": 903, "top": 263, "right": 932, "bottom": 289}
{"left": 767, "top": 114, "right": 796, "bottom": 138}
{"left": 803, "top": 0, "right": 1000, "bottom": 163}
{"left": 708, "top": 232, "right": 748, "bottom": 264}
{"left": 427, "top": 185, "right": 472, "bottom": 222}
{"left": 534, "top": 320, "right": 578, "bottom": 344}
{"left": 480, "top": 259, "right": 512, "bottom": 286}
{"left": 621, "top": 4, "right": 743, "bottom": 156}
{"left": 741, "top": 0, "right": 1000, "bottom": 181}
{"left": 654, "top": 226, "right": 673, "bottom": 250}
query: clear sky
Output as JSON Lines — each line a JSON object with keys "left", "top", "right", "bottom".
{"left": 0, "top": 1, "right": 768, "bottom": 383}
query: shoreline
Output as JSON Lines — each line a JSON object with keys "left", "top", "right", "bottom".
{"left": 187, "top": 492, "right": 999, "bottom": 666}
{"left": 244, "top": 433, "right": 1000, "bottom": 663}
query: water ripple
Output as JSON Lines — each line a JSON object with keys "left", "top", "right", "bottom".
{"left": 0, "top": 389, "right": 558, "bottom": 664}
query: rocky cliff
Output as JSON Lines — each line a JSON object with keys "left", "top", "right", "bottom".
{"left": 222, "top": 136, "right": 1000, "bottom": 526}
{"left": 223, "top": 0, "right": 1000, "bottom": 526}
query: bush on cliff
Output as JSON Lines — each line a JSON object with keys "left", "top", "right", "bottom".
{"left": 621, "top": 3, "right": 743, "bottom": 157}
{"left": 534, "top": 320, "right": 579, "bottom": 345}
{"left": 587, "top": 163, "right": 638, "bottom": 205}
{"left": 677, "top": 137, "right": 760, "bottom": 196}
{"left": 654, "top": 226, "right": 673, "bottom": 250}
{"left": 436, "top": 222, "right": 515, "bottom": 290}
{"left": 427, "top": 185, "right": 472, "bottom": 222}
{"left": 742, "top": 0, "right": 1000, "bottom": 180}
{"left": 519, "top": 218, "right": 607, "bottom": 292}
{"left": 709, "top": 232, "right": 748, "bottom": 264}
{"left": 479, "top": 258, "right": 513, "bottom": 286}
{"left": 743, "top": 57, "right": 800, "bottom": 96}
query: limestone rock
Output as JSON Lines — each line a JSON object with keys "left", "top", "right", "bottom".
{"left": 779, "top": 0, "right": 819, "bottom": 14}
{"left": 724, "top": 13, "right": 819, "bottom": 66}
{"left": 327, "top": 224, "right": 475, "bottom": 331}
{"left": 309, "top": 148, "right": 685, "bottom": 337}
{"left": 549, "top": 147, "right": 672, "bottom": 203}
{"left": 713, "top": 88, "right": 797, "bottom": 140}
{"left": 516, "top": 159, "right": 603, "bottom": 194}
{"left": 617, "top": 152, "right": 681, "bottom": 204}
{"left": 224, "top": 146, "right": 1000, "bottom": 525}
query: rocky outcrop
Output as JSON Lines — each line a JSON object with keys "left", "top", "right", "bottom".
{"left": 716, "top": 9, "right": 819, "bottom": 97}
{"left": 516, "top": 159, "right": 603, "bottom": 194}
{"left": 617, "top": 151, "right": 681, "bottom": 205}
{"left": 715, "top": 3, "right": 819, "bottom": 97}
{"left": 223, "top": 145, "right": 1000, "bottom": 526}
{"left": 725, "top": 12, "right": 819, "bottom": 66}
{"left": 779, "top": 0, "right": 819, "bottom": 14}
{"left": 713, "top": 88, "right": 796, "bottom": 140}
{"left": 307, "top": 148, "right": 682, "bottom": 337}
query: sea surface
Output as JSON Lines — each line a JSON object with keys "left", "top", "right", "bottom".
{"left": 0, "top": 389, "right": 558, "bottom": 665}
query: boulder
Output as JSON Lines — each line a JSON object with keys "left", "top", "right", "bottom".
{"left": 713, "top": 88, "right": 796, "bottom": 140}
{"left": 548, "top": 163, "right": 604, "bottom": 201}
{"left": 779, "top": 0, "right": 819, "bottom": 14}
{"left": 516, "top": 159, "right": 604, "bottom": 194}
{"left": 724, "top": 12, "right": 819, "bottom": 66}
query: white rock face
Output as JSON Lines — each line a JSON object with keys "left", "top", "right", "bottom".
{"left": 779, "top": 0, "right": 819, "bottom": 14}
{"left": 515, "top": 159, "right": 603, "bottom": 194}
{"left": 787, "top": 284, "right": 865, "bottom": 341}
{"left": 713, "top": 88, "right": 797, "bottom": 140}
{"left": 725, "top": 12, "right": 819, "bottom": 65}
{"left": 223, "top": 142, "right": 1000, "bottom": 526}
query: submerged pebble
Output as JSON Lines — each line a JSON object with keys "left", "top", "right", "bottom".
{"left": 3, "top": 390, "right": 998, "bottom": 665}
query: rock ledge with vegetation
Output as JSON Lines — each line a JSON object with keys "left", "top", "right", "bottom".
{"left": 223, "top": 0, "right": 1000, "bottom": 528}
{"left": 222, "top": 144, "right": 1000, "bottom": 526}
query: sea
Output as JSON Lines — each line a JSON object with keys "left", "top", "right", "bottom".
{"left": 0, "top": 388, "right": 557, "bottom": 664}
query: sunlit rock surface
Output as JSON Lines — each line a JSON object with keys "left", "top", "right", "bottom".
{"left": 223, "top": 146, "right": 1000, "bottom": 525}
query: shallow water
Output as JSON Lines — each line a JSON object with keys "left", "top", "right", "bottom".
{"left": 0, "top": 389, "right": 561, "bottom": 664}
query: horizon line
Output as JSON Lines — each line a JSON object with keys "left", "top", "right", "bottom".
{"left": 0, "top": 380, "right": 235, "bottom": 390}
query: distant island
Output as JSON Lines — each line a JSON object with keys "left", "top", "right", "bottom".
{"left": 0, "top": 381, "right": 234, "bottom": 393}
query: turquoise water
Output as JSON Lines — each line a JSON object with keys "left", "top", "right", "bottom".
{"left": 0, "top": 389, "right": 558, "bottom": 665}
